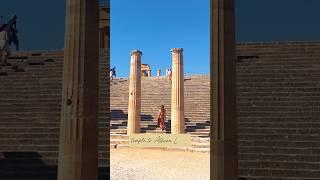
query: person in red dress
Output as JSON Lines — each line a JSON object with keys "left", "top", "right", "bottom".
{"left": 157, "top": 105, "right": 166, "bottom": 131}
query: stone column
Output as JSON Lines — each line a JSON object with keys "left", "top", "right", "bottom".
{"left": 99, "top": 29, "right": 107, "bottom": 49}
{"left": 170, "top": 48, "right": 184, "bottom": 134}
{"left": 211, "top": 0, "right": 237, "bottom": 179}
{"left": 58, "top": 0, "right": 99, "bottom": 180}
{"left": 157, "top": 69, "right": 161, "bottom": 76}
{"left": 127, "top": 50, "right": 142, "bottom": 135}
{"left": 147, "top": 70, "right": 152, "bottom": 77}
{"left": 142, "top": 70, "right": 147, "bottom": 77}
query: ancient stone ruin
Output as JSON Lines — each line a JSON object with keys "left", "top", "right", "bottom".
{"left": 141, "top": 64, "right": 151, "bottom": 77}
{"left": 0, "top": 0, "right": 320, "bottom": 179}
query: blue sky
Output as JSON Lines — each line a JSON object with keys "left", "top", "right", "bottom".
{"left": 112, "top": 0, "right": 320, "bottom": 77}
{"left": 1, "top": 0, "right": 320, "bottom": 77}
{"left": 111, "top": 0, "right": 210, "bottom": 77}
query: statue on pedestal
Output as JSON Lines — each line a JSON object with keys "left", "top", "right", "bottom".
{"left": 0, "top": 14, "right": 19, "bottom": 66}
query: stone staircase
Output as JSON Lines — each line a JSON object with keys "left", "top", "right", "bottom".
{"left": 236, "top": 42, "right": 320, "bottom": 179}
{"left": 0, "top": 51, "right": 109, "bottom": 179}
{"left": 0, "top": 41, "right": 319, "bottom": 179}
{"left": 110, "top": 75, "right": 210, "bottom": 152}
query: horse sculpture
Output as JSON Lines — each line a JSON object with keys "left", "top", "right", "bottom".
{"left": 0, "top": 15, "right": 19, "bottom": 66}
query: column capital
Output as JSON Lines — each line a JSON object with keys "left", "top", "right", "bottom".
{"left": 170, "top": 48, "right": 183, "bottom": 54}
{"left": 131, "top": 50, "right": 143, "bottom": 56}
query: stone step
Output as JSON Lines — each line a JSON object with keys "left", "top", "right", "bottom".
{"left": 0, "top": 145, "right": 108, "bottom": 152}
{"left": 109, "top": 139, "right": 128, "bottom": 145}
{"left": 110, "top": 143, "right": 210, "bottom": 153}
{"left": 0, "top": 139, "right": 108, "bottom": 145}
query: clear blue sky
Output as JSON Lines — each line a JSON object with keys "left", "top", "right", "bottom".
{"left": 111, "top": 0, "right": 210, "bottom": 77}
{"left": 111, "top": 0, "right": 320, "bottom": 77}
{"left": 1, "top": 0, "right": 320, "bottom": 77}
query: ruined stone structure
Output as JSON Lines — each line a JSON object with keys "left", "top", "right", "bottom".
{"left": 0, "top": 2, "right": 319, "bottom": 179}
{"left": 141, "top": 64, "right": 151, "bottom": 77}
{"left": 111, "top": 75, "right": 210, "bottom": 151}
{"left": 157, "top": 69, "right": 161, "bottom": 76}
{"left": 126, "top": 48, "right": 185, "bottom": 135}
{"left": 2, "top": 0, "right": 319, "bottom": 179}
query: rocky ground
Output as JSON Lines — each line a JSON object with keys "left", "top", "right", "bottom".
{"left": 110, "top": 148, "right": 210, "bottom": 180}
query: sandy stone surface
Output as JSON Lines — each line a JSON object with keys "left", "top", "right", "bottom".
{"left": 110, "top": 148, "right": 210, "bottom": 180}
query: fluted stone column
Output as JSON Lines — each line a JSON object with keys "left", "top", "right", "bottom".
{"left": 58, "top": 0, "right": 99, "bottom": 180}
{"left": 127, "top": 50, "right": 142, "bottom": 135}
{"left": 157, "top": 69, "right": 161, "bottom": 76}
{"left": 211, "top": 0, "right": 237, "bottom": 179}
{"left": 147, "top": 70, "right": 151, "bottom": 77}
{"left": 170, "top": 48, "right": 184, "bottom": 134}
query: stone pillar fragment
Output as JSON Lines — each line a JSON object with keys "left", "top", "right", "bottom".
{"left": 170, "top": 48, "right": 184, "bottom": 134}
{"left": 147, "top": 70, "right": 151, "bottom": 77}
{"left": 211, "top": 0, "right": 238, "bottom": 179}
{"left": 127, "top": 50, "right": 142, "bottom": 135}
{"left": 58, "top": 0, "right": 99, "bottom": 180}
{"left": 157, "top": 69, "right": 161, "bottom": 76}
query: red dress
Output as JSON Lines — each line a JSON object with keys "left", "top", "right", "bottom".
{"left": 157, "top": 110, "right": 166, "bottom": 131}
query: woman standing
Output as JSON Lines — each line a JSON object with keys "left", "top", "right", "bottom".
{"left": 157, "top": 105, "right": 166, "bottom": 131}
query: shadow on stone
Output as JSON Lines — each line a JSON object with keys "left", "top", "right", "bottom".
{"left": 45, "top": 59, "right": 55, "bottom": 62}
{"left": 0, "top": 152, "right": 109, "bottom": 180}
{"left": 238, "top": 177, "right": 249, "bottom": 180}
{"left": 12, "top": 65, "right": 25, "bottom": 72}
{"left": 185, "top": 118, "right": 210, "bottom": 132}
{"left": 0, "top": 71, "right": 8, "bottom": 76}
{"left": 111, "top": 109, "right": 153, "bottom": 121}
{"left": 0, "top": 152, "right": 57, "bottom": 180}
